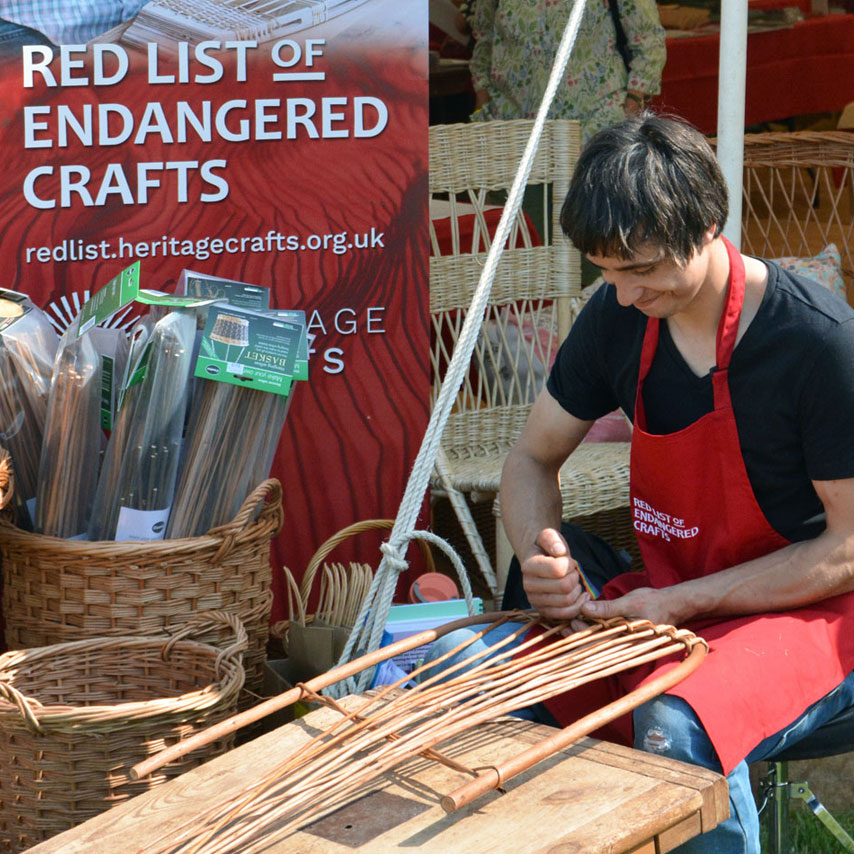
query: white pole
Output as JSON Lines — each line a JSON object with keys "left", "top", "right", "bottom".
{"left": 716, "top": 0, "right": 748, "bottom": 248}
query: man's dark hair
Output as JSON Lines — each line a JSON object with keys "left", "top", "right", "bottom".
{"left": 560, "top": 114, "right": 729, "bottom": 265}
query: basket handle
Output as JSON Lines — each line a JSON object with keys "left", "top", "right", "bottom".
{"left": 0, "top": 679, "right": 44, "bottom": 733}
{"left": 229, "top": 479, "right": 283, "bottom": 531}
{"left": 299, "top": 518, "right": 438, "bottom": 606}
{"left": 162, "top": 610, "right": 249, "bottom": 678}
{"left": 207, "top": 478, "right": 284, "bottom": 564}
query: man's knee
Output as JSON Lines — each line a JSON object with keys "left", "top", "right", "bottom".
{"left": 423, "top": 621, "right": 528, "bottom": 684}
{"left": 423, "top": 628, "right": 481, "bottom": 671}
{"left": 633, "top": 694, "right": 722, "bottom": 772}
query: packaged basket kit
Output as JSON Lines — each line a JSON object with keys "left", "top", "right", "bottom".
{"left": 88, "top": 311, "right": 196, "bottom": 541}
{"left": 0, "top": 291, "right": 59, "bottom": 530}
{"left": 168, "top": 303, "right": 307, "bottom": 538}
{"left": 35, "top": 322, "right": 122, "bottom": 539}
{"left": 167, "top": 381, "right": 294, "bottom": 539}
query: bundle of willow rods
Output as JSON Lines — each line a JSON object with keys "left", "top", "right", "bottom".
{"left": 0, "top": 348, "right": 46, "bottom": 527}
{"left": 166, "top": 381, "right": 292, "bottom": 539}
{"left": 88, "top": 311, "right": 196, "bottom": 541}
{"left": 0, "top": 306, "right": 58, "bottom": 399}
{"left": 0, "top": 311, "right": 58, "bottom": 527}
{"left": 142, "top": 615, "right": 706, "bottom": 854}
{"left": 35, "top": 329, "right": 105, "bottom": 538}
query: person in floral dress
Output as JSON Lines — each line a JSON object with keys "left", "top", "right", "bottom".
{"left": 469, "top": 0, "right": 666, "bottom": 141}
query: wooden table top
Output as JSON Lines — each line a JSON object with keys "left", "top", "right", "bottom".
{"left": 26, "top": 700, "right": 728, "bottom": 854}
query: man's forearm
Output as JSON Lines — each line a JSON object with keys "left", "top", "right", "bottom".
{"left": 664, "top": 528, "right": 854, "bottom": 625}
{"left": 500, "top": 391, "right": 592, "bottom": 564}
{"left": 500, "top": 445, "right": 595, "bottom": 621}
{"left": 585, "top": 526, "right": 854, "bottom": 628}
{"left": 499, "top": 446, "right": 564, "bottom": 563}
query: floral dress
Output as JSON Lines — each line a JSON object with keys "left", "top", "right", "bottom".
{"left": 469, "top": 0, "right": 666, "bottom": 142}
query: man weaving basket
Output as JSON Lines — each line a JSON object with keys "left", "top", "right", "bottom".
{"left": 429, "top": 114, "right": 854, "bottom": 854}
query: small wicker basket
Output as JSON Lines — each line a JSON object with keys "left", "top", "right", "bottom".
{"left": 0, "top": 476, "right": 282, "bottom": 700}
{"left": 270, "top": 518, "right": 438, "bottom": 651}
{"left": 0, "top": 611, "right": 246, "bottom": 853}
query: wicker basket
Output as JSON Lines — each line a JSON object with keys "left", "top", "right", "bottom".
{"left": 298, "top": 518, "right": 437, "bottom": 606}
{"left": 0, "top": 478, "right": 283, "bottom": 700}
{"left": 268, "top": 518, "right": 441, "bottom": 693}
{"left": 271, "top": 518, "right": 439, "bottom": 644}
{"left": 0, "top": 611, "right": 246, "bottom": 853}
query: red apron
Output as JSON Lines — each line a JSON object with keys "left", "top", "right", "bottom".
{"left": 545, "top": 238, "right": 854, "bottom": 774}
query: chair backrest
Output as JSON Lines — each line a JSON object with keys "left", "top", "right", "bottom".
{"left": 429, "top": 119, "right": 582, "bottom": 460}
{"left": 736, "top": 131, "right": 854, "bottom": 303}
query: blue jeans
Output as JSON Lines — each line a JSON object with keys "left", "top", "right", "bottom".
{"left": 424, "top": 623, "right": 854, "bottom": 854}
{"left": 0, "top": 17, "right": 54, "bottom": 58}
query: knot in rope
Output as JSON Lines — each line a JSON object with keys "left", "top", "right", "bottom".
{"left": 379, "top": 541, "right": 410, "bottom": 574}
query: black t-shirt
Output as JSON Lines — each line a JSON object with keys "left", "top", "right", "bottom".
{"left": 547, "top": 261, "right": 854, "bottom": 542}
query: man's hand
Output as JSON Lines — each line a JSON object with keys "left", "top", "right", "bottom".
{"left": 580, "top": 586, "right": 683, "bottom": 627}
{"left": 522, "top": 528, "right": 590, "bottom": 621}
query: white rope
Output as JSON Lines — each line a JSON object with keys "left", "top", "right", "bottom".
{"left": 326, "top": 0, "right": 589, "bottom": 697}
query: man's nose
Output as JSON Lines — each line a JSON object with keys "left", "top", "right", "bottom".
{"left": 611, "top": 277, "right": 643, "bottom": 307}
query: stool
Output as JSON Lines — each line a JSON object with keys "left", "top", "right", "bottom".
{"left": 760, "top": 703, "right": 854, "bottom": 853}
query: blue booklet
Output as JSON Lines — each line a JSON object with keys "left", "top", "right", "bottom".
{"left": 372, "top": 598, "right": 484, "bottom": 687}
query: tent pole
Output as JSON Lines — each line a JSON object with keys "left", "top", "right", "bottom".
{"left": 716, "top": 0, "right": 748, "bottom": 248}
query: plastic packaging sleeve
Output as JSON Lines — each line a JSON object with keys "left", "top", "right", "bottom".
{"left": 166, "top": 381, "right": 293, "bottom": 539}
{"left": 88, "top": 311, "right": 196, "bottom": 541}
{"left": 0, "top": 308, "right": 59, "bottom": 527}
{"left": 35, "top": 327, "right": 104, "bottom": 538}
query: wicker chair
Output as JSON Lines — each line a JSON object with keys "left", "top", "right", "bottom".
{"left": 428, "top": 119, "right": 631, "bottom": 596}
{"left": 738, "top": 130, "right": 854, "bottom": 301}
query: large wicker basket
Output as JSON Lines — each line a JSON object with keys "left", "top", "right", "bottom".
{"left": 0, "top": 611, "right": 246, "bottom": 853}
{"left": 0, "top": 478, "right": 283, "bottom": 700}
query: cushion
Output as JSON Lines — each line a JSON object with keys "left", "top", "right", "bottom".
{"left": 774, "top": 243, "right": 847, "bottom": 300}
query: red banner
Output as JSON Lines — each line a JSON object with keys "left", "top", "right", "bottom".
{"left": 0, "top": 2, "right": 430, "bottom": 619}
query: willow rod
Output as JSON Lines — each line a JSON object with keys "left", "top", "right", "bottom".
{"left": 140, "top": 617, "right": 706, "bottom": 854}
{"left": 132, "top": 612, "right": 646, "bottom": 781}
{"left": 130, "top": 611, "right": 523, "bottom": 780}
{"left": 141, "top": 616, "right": 561, "bottom": 853}
{"left": 440, "top": 638, "right": 707, "bottom": 811}
{"left": 159, "top": 626, "right": 687, "bottom": 853}
{"left": 256, "top": 629, "right": 697, "bottom": 836}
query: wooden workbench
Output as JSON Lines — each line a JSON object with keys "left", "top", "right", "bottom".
{"left": 25, "top": 701, "right": 728, "bottom": 854}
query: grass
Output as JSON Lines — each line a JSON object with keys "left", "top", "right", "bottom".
{"left": 761, "top": 804, "right": 854, "bottom": 853}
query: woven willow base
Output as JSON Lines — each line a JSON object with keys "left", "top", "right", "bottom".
{"left": 0, "top": 480, "right": 282, "bottom": 702}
